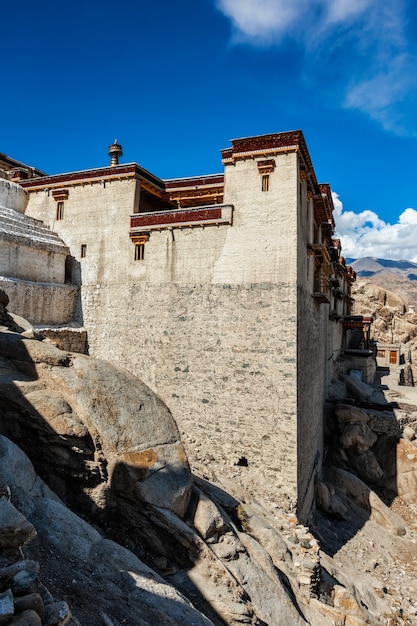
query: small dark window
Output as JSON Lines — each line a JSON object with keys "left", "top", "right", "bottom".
{"left": 65, "top": 256, "right": 73, "bottom": 282}
{"left": 262, "top": 174, "right": 269, "bottom": 192}
{"left": 56, "top": 201, "right": 64, "bottom": 220}
{"left": 81, "top": 244, "right": 87, "bottom": 258}
{"left": 135, "top": 243, "right": 145, "bottom": 261}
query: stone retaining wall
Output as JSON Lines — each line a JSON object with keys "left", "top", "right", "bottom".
{"left": 0, "top": 278, "right": 78, "bottom": 325}
{"left": 37, "top": 327, "right": 87, "bottom": 354}
{"left": 81, "top": 280, "right": 300, "bottom": 510}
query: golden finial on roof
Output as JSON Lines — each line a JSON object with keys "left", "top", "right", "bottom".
{"left": 108, "top": 139, "right": 123, "bottom": 166}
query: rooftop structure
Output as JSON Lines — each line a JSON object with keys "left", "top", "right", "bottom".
{"left": 0, "top": 152, "right": 46, "bottom": 182}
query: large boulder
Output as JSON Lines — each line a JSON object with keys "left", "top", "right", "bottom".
{"left": 348, "top": 450, "right": 384, "bottom": 484}
{"left": 342, "top": 376, "right": 387, "bottom": 405}
{"left": 0, "top": 435, "right": 213, "bottom": 626}
{"left": 0, "top": 330, "right": 192, "bottom": 518}
{"left": 0, "top": 499, "right": 36, "bottom": 551}
{"left": 328, "top": 468, "right": 406, "bottom": 536}
{"left": 339, "top": 423, "right": 377, "bottom": 454}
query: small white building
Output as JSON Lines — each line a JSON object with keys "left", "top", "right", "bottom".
{"left": 376, "top": 343, "right": 401, "bottom": 367}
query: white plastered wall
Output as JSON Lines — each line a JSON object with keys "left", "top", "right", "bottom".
{"left": 25, "top": 153, "right": 317, "bottom": 515}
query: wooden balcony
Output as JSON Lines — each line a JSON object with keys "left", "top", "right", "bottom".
{"left": 313, "top": 273, "right": 330, "bottom": 304}
{"left": 130, "top": 204, "right": 233, "bottom": 235}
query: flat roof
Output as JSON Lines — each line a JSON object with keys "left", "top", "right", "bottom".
{"left": 20, "top": 163, "right": 165, "bottom": 191}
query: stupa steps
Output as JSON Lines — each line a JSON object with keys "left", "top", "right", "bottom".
{"left": 0, "top": 207, "right": 68, "bottom": 251}
{"left": 0, "top": 206, "right": 66, "bottom": 242}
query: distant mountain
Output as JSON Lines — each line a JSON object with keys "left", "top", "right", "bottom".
{"left": 348, "top": 257, "right": 417, "bottom": 306}
{"left": 347, "top": 257, "right": 417, "bottom": 282}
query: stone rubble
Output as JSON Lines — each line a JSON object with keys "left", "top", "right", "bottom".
{"left": 0, "top": 491, "right": 70, "bottom": 626}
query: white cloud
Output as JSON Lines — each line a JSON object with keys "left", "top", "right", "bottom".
{"left": 333, "top": 192, "right": 417, "bottom": 262}
{"left": 324, "top": 0, "right": 372, "bottom": 25}
{"left": 216, "top": 0, "right": 373, "bottom": 43}
{"left": 215, "top": 0, "right": 306, "bottom": 42}
{"left": 343, "top": 51, "right": 417, "bottom": 135}
{"left": 215, "top": 0, "right": 415, "bottom": 132}
{"left": 399, "top": 208, "right": 417, "bottom": 225}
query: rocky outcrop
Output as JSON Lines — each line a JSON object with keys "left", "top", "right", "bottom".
{"left": 0, "top": 291, "right": 18, "bottom": 332}
{"left": 0, "top": 330, "right": 193, "bottom": 518}
{"left": 0, "top": 326, "right": 312, "bottom": 625}
{"left": 325, "top": 376, "right": 417, "bottom": 514}
{"left": 353, "top": 278, "right": 417, "bottom": 385}
{"left": 393, "top": 437, "right": 417, "bottom": 501}
{"left": 313, "top": 372, "right": 417, "bottom": 623}
{"left": 2, "top": 293, "right": 417, "bottom": 624}
{"left": 0, "top": 435, "right": 212, "bottom": 626}
{"left": 0, "top": 473, "right": 71, "bottom": 626}
{"left": 351, "top": 259, "right": 417, "bottom": 308}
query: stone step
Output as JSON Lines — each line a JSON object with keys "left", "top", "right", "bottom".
{"left": 0, "top": 226, "right": 68, "bottom": 252}
{"left": 0, "top": 206, "right": 47, "bottom": 230}
{"left": 0, "top": 218, "right": 52, "bottom": 238}
{"left": 0, "top": 219, "right": 58, "bottom": 240}
{"left": 0, "top": 223, "right": 67, "bottom": 249}
{"left": 0, "top": 207, "right": 55, "bottom": 233}
{"left": 0, "top": 208, "right": 67, "bottom": 250}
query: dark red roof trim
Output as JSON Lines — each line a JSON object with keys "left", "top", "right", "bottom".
{"left": 20, "top": 164, "right": 165, "bottom": 190}
{"left": 165, "top": 174, "right": 224, "bottom": 189}
{"left": 131, "top": 207, "right": 223, "bottom": 229}
{"left": 221, "top": 130, "right": 319, "bottom": 191}
{"left": 228, "top": 132, "right": 303, "bottom": 154}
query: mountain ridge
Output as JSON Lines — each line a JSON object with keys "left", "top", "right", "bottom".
{"left": 347, "top": 257, "right": 417, "bottom": 281}
{"left": 348, "top": 257, "right": 417, "bottom": 306}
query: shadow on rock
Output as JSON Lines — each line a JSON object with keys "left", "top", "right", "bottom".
{"left": 0, "top": 328, "right": 308, "bottom": 626}
{"left": 313, "top": 372, "right": 411, "bottom": 557}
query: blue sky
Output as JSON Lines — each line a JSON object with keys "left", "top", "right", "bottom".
{"left": 2, "top": 0, "right": 417, "bottom": 261}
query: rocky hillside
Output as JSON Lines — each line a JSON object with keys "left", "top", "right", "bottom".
{"left": 352, "top": 276, "right": 417, "bottom": 385}
{"left": 350, "top": 256, "right": 417, "bottom": 386}
{"left": 349, "top": 258, "right": 417, "bottom": 307}
{"left": 2, "top": 289, "right": 417, "bottom": 625}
